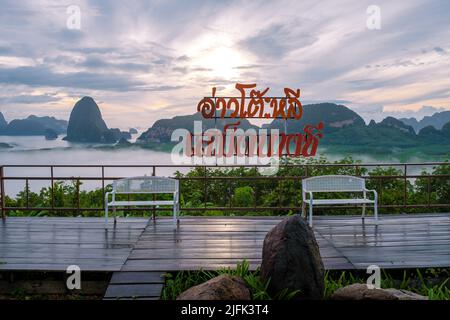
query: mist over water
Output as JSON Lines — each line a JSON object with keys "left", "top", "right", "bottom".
{"left": 0, "top": 136, "right": 446, "bottom": 197}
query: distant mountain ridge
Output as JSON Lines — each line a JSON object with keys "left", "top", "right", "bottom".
{"left": 263, "top": 103, "right": 365, "bottom": 133}
{"left": 137, "top": 112, "right": 258, "bottom": 143}
{"left": 2, "top": 100, "right": 450, "bottom": 153}
{"left": 137, "top": 103, "right": 450, "bottom": 151}
{"left": 399, "top": 111, "right": 450, "bottom": 132}
{"left": 0, "top": 112, "right": 67, "bottom": 136}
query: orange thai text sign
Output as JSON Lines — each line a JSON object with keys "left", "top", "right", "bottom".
{"left": 187, "top": 83, "right": 324, "bottom": 158}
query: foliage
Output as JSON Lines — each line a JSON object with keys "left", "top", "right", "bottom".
{"left": 162, "top": 264, "right": 449, "bottom": 300}
{"left": 324, "top": 268, "right": 450, "bottom": 300}
{"left": 5, "top": 156, "right": 450, "bottom": 217}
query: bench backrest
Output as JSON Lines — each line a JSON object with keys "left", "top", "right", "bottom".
{"left": 302, "top": 175, "right": 365, "bottom": 193}
{"left": 113, "top": 176, "right": 178, "bottom": 194}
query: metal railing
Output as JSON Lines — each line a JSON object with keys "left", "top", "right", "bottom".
{"left": 0, "top": 162, "right": 449, "bottom": 218}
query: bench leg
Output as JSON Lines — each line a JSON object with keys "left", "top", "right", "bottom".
{"left": 105, "top": 205, "right": 108, "bottom": 229}
{"left": 374, "top": 203, "right": 378, "bottom": 223}
{"left": 173, "top": 203, "right": 178, "bottom": 229}
{"left": 308, "top": 201, "right": 313, "bottom": 227}
{"left": 113, "top": 207, "right": 117, "bottom": 227}
{"left": 301, "top": 201, "right": 306, "bottom": 219}
{"left": 362, "top": 204, "right": 366, "bottom": 219}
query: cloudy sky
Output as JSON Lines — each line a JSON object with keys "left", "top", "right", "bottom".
{"left": 1, "top": 0, "right": 450, "bottom": 129}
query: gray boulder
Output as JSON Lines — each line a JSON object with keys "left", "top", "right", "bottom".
{"left": 331, "top": 283, "right": 428, "bottom": 300}
{"left": 177, "top": 274, "right": 251, "bottom": 300}
{"left": 260, "top": 215, "right": 324, "bottom": 299}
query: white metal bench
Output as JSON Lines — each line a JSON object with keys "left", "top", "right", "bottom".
{"left": 302, "top": 175, "right": 378, "bottom": 226}
{"left": 105, "top": 176, "right": 179, "bottom": 228}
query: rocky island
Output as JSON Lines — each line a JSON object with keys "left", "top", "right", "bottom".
{"left": 63, "top": 96, "right": 130, "bottom": 143}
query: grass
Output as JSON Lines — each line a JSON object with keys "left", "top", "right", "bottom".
{"left": 161, "top": 260, "right": 300, "bottom": 300}
{"left": 324, "top": 269, "right": 450, "bottom": 300}
{"left": 162, "top": 262, "right": 450, "bottom": 300}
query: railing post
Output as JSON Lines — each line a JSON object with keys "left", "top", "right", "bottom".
{"left": 1, "top": 166, "right": 5, "bottom": 220}
{"left": 228, "top": 177, "right": 232, "bottom": 210}
{"left": 152, "top": 166, "right": 156, "bottom": 221}
{"left": 25, "top": 179, "right": 29, "bottom": 209}
{"left": 204, "top": 167, "right": 207, "bottom": 210}
{"left": 101, "top": 166, "right": 105, "bottom": 214}
{"left": 76, "top": 178, "right": 80, "bottom": 216}
{"left": 404, "top": 164, "right": 408, "bottom": 211}
{"left": 50, "top": 166, "right": 55, "bottom": 212}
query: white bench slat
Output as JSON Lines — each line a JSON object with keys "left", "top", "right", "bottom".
{"left": 309, "top": 199, "right": 374, "bottom": 205}
{"left": 105, "top": 176, "right": 179, "bottom": 229}
{"left": 302, "top": 175, "right": 378, "bottom": 226}
{"left": 108, "top": 200, "right": 175, "bottom": 206}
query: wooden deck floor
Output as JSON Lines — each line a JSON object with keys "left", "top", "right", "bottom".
{"left": 0, "top": 217, "right": 147, "bottom": 271}
{"left": 1, "top": 214, "right": 450, "bottom": 273}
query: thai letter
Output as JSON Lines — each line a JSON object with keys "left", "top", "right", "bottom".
{"left": 284, "top": 87, "right": 303, "bottom": 120}
{"left": 302, "top": 122, "right": 324, "bottom": 157}
{"left": 197, "top": 87, "right": 217, "bottom": 119}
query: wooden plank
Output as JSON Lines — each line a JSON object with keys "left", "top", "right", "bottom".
{"left": 0, "top": 263, "right": 124, "bottom": 272}
{"left": 109, "top": 272, "right": 164, "bottom": 284}
{"left": 104, "top": 271, "right": 164, "bottom": 300}
{"left": 104, "top": 283, "right": 163, "bottom": 298}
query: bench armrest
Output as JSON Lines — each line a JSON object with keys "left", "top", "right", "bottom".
{"left": 303, "top": 191, "right": 314, "bottom": 201}
{"left": 105, "top": 192, "right": 111, "bottom": 205}
{"left": 364, "top": 189, "right": 378, "bottom": 201}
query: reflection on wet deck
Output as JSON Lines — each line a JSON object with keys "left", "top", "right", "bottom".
{"left": 1, "top": 214, "right": 450, "bottom": 272}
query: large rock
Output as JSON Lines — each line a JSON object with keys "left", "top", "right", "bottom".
{"left": 260, "top": 215, "right": 324, "bottom": 299}
{"left": 331, "top": 283, "right": 428, "bottom": 300}
{"left": 0, "top": 142, "right": 12, "bottom": 149}
{"left": 45, "top": 128, "right": 58, "bottom": 140}
{"left": 64, "top": 96, "right": 111, "bottom": 143}
{"left": 109, "top": 128, "right": 132, "bottom": 141}
{"left": 116, "top": 137, "right": 132, "bottom": 146}
{"left": 177, "top": 274, "right": 251, "bottom": 300}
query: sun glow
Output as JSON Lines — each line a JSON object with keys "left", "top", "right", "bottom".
{"left": 184, "top": 33, "right": 248, "bottom": 81}
{"left": 201, "top": 46, "right": 244, "bottom": 80}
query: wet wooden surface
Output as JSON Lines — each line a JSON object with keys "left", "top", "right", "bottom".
{"left": 1, "top": 214, "right": 450, "bottom": 273}
{"left": 0, "top": 217, "right": 147, "bottom": 271}
{"left": 104, "top": 271, "right": 164, "bottom": 300}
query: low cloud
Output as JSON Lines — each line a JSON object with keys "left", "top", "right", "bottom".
{"left": 387, "top": 105, "right": 447, "bottom": 120}
{"left": 0, "top": 65, "right": 147, "bottom": 91}
{"left": 239, "top": 22, "right": 317, "bottom": 60}
{"left": 0, "top": 94, "right": 60, "bottom": 104}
